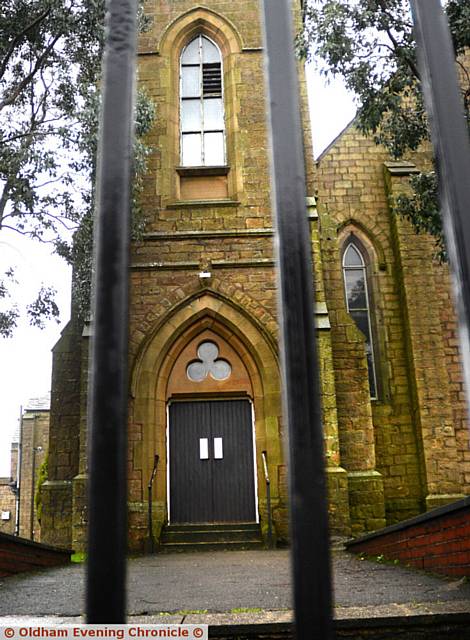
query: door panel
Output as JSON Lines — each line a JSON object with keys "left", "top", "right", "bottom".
{"left": 211, "top": 400, "right": 256, "bottom": 522}
{"left": 169, "top": 401, "right": 213, "bottom": 523}
{"left": 169, "top": 400, "right": 256, "bottom": 523}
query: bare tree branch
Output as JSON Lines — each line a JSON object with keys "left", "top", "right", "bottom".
{"left": 375, "top": 0, "right": 421, "bottom": 81}
{"left": 0, "top": 7, "right": 51, "bottom": 81}
{"left": 0, "top": 33, "right": 62, "bottom": 110}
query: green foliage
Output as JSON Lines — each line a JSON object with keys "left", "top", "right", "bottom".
{"left": 27, "top": 285, "right": 60, "bottom": 328}
{"left": 0, "top": 0, "right": 155, "bottom": 334}
{"left": 298, "top": 0, "right": 470, "bottom": 258}
{"left": 0, "top": 268, "right": 19, "bottom": 336}
{"left": 393, "top": 169, "right": 446, "bottom": 261}
{"left": 447, "top": 1, "right": 470, "bottom": 55}
{"left": 70, "top": 87, "right": 155, "bottom": 320}
{"left": 358, "top": 552, "right": 400, "bottom": 566}
{"left": 1, "top": 0, "right": 106, "bottom": 238}
{"left": 34, "top": 454, "right": 48, "bottom": 524}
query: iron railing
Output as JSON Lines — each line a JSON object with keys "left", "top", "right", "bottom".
{"left": 409, "top": 0, "right": 470, "bottom": 400}
{"left": 85, "top": 0, "right": 470, "bottom": 637}
{"left": 86, "top": 0, "right": 136, "bottom": 624}
{"left": 261, "top": 2, "right": 333, "bottom": 636}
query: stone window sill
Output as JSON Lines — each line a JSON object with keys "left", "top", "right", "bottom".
{"left": 176, "top": 166, "right": 230, "bottom": 177}
{"left": 166, "top": 199, "right": 240, "bottom": 209}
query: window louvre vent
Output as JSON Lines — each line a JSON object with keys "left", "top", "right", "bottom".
{"left": 203, "top": 63, "right": 222, "bottom": 96}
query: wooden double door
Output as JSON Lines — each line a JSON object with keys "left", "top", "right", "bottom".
{"left": 169, "top": 399, "right": 257, "bottom": 523}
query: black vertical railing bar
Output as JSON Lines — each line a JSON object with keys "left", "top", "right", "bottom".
{"left": 409, "top": 0, "right": 470, "bottom": 405}
{"left": 86, "top": 0, "right": 137, "bottom": 623}
{"left": 260, "top": 2, "right": 333, "bottom": 638}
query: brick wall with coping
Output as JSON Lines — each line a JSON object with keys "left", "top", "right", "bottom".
{"left": 347, "top": 496, "right": 470, "bottom": 577}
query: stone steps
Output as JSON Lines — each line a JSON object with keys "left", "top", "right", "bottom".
{"left": 159, "top": 522, "right": 264, "bottom": 553}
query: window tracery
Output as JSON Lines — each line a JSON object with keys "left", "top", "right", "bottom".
{"left": 342, "top": 239, "right": 378, "bottom": 398}
{"left": 186, "top": 341, "right": 232, "bottom": 382}
{"left": 180, "top": 35, "right": 225, "bottom": 166}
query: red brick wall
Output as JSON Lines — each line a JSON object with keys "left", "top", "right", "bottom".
{"left": 0, "top": 532, "right": 70, "bottom": 577}
{"left": 347, "top": 497, "right": 470, "bottom": 577}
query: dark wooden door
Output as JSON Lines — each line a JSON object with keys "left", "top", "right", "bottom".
{"left": 169, "top": 400, "right": 257, "bottom": 523}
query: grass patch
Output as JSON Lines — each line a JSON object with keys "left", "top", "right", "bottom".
{"left": 359, "top": 552, "right": 400, "bottom": 566}
{"left": 230, "top": 608, "right": 264, "bottom": 614}
{"left": 71, "top": 552, "right": 87, "bottom": 563}
{"left": 176, "top": 610, "right": 209, "bottom": 615}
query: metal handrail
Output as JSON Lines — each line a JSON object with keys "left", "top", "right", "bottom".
{"left": 261, "top": 451, "right": 274, "bottom": 549}
{"left": 147, "top": 454, "right": 159, "bottom": 553}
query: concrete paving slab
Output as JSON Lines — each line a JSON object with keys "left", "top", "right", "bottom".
{"left": 0, "top": 616, "right": 185, "bottom": 625}
{"left": 126, "top": 616, "right": 185, "bottom": 624}
{"left": 1, "top": 549, "right": 470, "bottom": 620}
{"left": 183, "top": 611, "right": 292, "bottom": 626}
{"left": 0, "top": 617, "right": 82, "bottom": 625}
{"left": 334, "top": 599, "right": 470, "bottom": 619}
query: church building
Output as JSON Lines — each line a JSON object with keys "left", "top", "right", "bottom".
{"left": 40, "top": 0, "right": 470, "bottom": 552}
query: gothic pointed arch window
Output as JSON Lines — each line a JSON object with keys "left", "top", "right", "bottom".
{"left": 342, "top": 237, "right": 378, "bottom": 399}
{"left": 180, "top": 34, "right": 225, "bottom": 166}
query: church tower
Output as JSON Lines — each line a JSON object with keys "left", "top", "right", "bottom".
{"left": 41, "top": 0, "right": 390, "bottom": 552}
{"left": 120, "top": 0, "right": 350, "bottom": 549}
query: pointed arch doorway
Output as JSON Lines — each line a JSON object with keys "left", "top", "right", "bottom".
{"left": 166, "top": 329, "right": 258, "bottom": 524}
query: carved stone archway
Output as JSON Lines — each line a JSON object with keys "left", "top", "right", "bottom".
{"left": 129, "top": 291, "right": 283, "bottom": 541}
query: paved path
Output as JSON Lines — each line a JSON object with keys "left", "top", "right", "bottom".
{"left": 1, "top": 549, "right": 470, "bottom": 620}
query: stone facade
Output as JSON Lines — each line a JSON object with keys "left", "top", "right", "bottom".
{"left": 40, "top": 0, "right": 469, "bottom": 551}
{"left": 316, "top": 125, "right": 469, "bottom": 531}
{"left": 0, "top": 476, "right": 16, "bottom": 535}
{"left": 0, "top": 441, "right": 18, "bottom": 535}
{"left": 17, "top": 399, "right": 50, "bottom": 541}
{"left": 0, "top": 398, "right": 50, "bottom": 540}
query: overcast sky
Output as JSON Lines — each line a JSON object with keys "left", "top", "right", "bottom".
{"left": 0, "top": 65, "right": 357, "bottom": 477}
